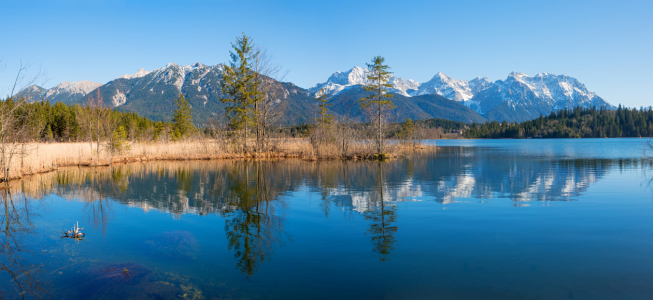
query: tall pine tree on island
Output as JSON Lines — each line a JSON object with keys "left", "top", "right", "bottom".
{"left": 360, "top": 56, "right": 395, "bottom": 154}
{"left": 311, "top": 88, "right": 334, "bottom": 153}
{"left": 220, "top": 32, "right": 261, "bottom": 151}
{"left": 315, "top": 88, "right": 333, "bottom": 127}
{"left": 171, "top": 93, "right": 194, "bottom": 140}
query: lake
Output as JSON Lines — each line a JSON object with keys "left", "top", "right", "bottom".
{"left": 2, "top": 138, "right": 653, "bottom": 299}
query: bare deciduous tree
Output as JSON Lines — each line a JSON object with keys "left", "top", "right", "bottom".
{"left": 252, "top": 46, "right": 287, "bottom": 152}
{"left": 78, "top": 90, "right": 111, "bottom": 163}
{"left": 0, "top": 61, "right": 42, "bottom": 184}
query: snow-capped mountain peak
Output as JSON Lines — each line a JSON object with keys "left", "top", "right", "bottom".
{"left": 508, "top": 71, "right": 528, "bottom": 79}
{"left": 19, "top": 80, "right": 103, "bottom": 104}
{"left": 468, "top": 77, "right": 493, "bottom": 94}
{"left": 310, "top": 67, "right": 611, "bottom": 122}
{"left": 24, "top": 62, "right": 614, "bottom": 125}
{"left": 311, "top": 66, "right": 419, "bottom": 97}
{"left": 46, "top": 80, "right": 102, "bottom": 97}
{"left": 500, "top": 72, "right": 602, "bottom": 107}
{"left": 413, "top": 72, "right": 476, "bottom": 102}
{"left": 121, "top": 68, "right": 151, "bottom": 80}
{"left": 326, "top": 66, "right": 369, "bottom": 86}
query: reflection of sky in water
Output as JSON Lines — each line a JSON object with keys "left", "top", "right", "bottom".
{"left": 3, "top": 139, "right": 653, "bottom": 299}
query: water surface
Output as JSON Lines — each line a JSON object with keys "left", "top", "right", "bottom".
{"left": 2, "top": 138, "right": 653, "bottom": 299}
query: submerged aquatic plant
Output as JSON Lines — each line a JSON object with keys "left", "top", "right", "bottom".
{"left": 146, "top": 230, "right": 200, "bottom": 258}
{"left": 69, "top": 263, "right": 152, "bottom": 299}
{"left": 88, "top": 263, "right": 151, "bottom": 285}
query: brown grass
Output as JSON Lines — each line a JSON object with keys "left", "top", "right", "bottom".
{"left": 3, "top": 139, "right": 433, "bottom": 182}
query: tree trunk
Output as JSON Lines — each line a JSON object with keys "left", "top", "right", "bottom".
{"left": 377, "top": 85, "right": 382, "bottom": 154}
{"left": 96, "top": 117, "right": 101, "bottom": 162}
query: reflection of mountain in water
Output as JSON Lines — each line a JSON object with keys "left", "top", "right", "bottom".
{"left": 407, "top": 148, "right": 616, "bottom": 203}
{"left": 20, "top": 151, "right": 630, "bottom": 214}
{"left": 328, "top": 178, "right": 423, "bottom": 213}
{"left": 12, "top": 151, "right": 642, "bottom": 275}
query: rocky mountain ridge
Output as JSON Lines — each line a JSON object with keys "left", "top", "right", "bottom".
{"left": 22, "top": 80, "right": 102, "bottom": 104}
{"left": 24, "top": 63, "right": 613, "bottom": 124}
{"left": 311, "top": 67, "right": 613, "bottom": 122}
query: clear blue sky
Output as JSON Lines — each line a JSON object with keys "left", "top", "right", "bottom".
{"left": 1, "top": 0, "right": 651, "bottom": 107}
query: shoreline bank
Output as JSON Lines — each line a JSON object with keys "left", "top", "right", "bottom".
{"left": 2, "top": 140, "right": 432, "bottom": 183}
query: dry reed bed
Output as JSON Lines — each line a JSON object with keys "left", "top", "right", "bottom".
{"left": 6, "top": 139, "right": 424, "bottom": 182}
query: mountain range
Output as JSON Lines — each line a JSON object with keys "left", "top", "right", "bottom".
{"left": 23, "top": 80, "right": 102, "bottom": 104}
{"left": 311, "top": 67, "right": 613, "bottom": 122}
{"left": 23, "top": 63, "right": 614, "bottom": 124}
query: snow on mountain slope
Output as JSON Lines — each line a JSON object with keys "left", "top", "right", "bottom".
{"left": 312, "top": 67, "right": 612, "bottom": 121}
{"left": 505, "top": 72, "right": 608, "bottom": 110}
{"left": 310, "top": 66, "right": 419, "bottom": 97}
{"left": 46, "top": 80, "right": 103, "bottom": 98}
{"left": 412, "top": 72, "right": 476, "bottom": 101}
{"left": 21, "top": 80, "right": 103, "bottom": 103}
{"left": 99, "top": 62, "right": 225, "bottom": 107}
{"left": 473, "top": 72, "right": 613, "bottom": 121}
{"left": 389, "top": 77, "right": 420, "bottom": 96}
{"left": 121, "top": 68, "right": 151, "bottom": 79}
{"left": 115, "top": 62, "right": 222, "bottom": 95}
{"left": 24, "top": 62, "right": 613, "bottom": 124}
{"left": 83, "top": 62, "right": 316, "bottom": 124}
{"left": 468, "top": 77, "right": 493, "bottom": 95}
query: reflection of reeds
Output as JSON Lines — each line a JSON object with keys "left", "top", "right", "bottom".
{"left": 15, "top": 156, "right": 422, "bottom": 197}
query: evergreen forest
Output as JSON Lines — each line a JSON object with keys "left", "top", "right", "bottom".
{"left": 14, "top": 98, "right": 653, "bottom": 143}
{"left": 16, "top": 99, "right": 166, "bottom": 142}
{"left": 464, "top": 105, "right": 653, "bottom": 139}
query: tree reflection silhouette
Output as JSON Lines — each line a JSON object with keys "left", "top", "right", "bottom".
{"left": 83, "top": 171, "right": 114, "bottom": 237}
{"left": 364, "top": 162, "right": 398, "bottom": 262}
{"left": 222, "top": 162, "right": 287, "bottom": 277}
{"left": 10, "top": 152, "right": 621, "bottom": 276}
{"left": 0, "top": 190, "right": 47, "bottom": 299}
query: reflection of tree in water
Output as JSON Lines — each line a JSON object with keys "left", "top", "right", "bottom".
{"left": 13, "top": 152, "right": 630, "bottom": 275}
{"left": 83, "top": 172, "right": 114, "bottom": 237}
{"left": 310, "top": 162, "right": 344, "bottom": 218}
{"left": 363, "top": 163, "right": 398, "bottom": 262}
{"left": 221, "top": 162, "right": 287, "bottom": 277}
{"left": 0, "top": 190, "right": 47, "bottom": 299}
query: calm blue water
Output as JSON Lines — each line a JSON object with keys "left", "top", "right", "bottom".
{"left": 2, "top": 138, "right": 653, "bottom": 299}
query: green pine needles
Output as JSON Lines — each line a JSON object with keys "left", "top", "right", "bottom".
{"left": 171, "top": 93, "right": 194, "bottom": 140}
{"left": 315, "top": 89, "right": 333, "bottom": 127}
{"left": 400, "top": 118, "right": 415, "bottom": 138}
{"left": 310, "top": 89, "right": 335, "bottom": 155}
{"left": 220, "top": 32, "right": 261, "bottom": 150}
{"left": 360, "top": 56, "right": 395, "bottom": 154}
{"left": 111, "top": 125, "right": 130, "bottom": 153}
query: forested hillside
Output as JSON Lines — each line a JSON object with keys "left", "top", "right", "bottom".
{"left": 24, "top": 100, "right": 164, "bottom": 142}
{"left": 465, "top": 105, "right": 653, "bottom": 138}
{"left": 326, "top": 87, "right": 487, "bottom": 123}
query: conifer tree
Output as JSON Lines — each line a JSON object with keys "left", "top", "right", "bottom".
{"left": 111, "top": 125, "right": 130, "bottom": 153}
{"left": 44, "top": 124, "right": 54, "bottom": 141}
{"left": 360, "top": 56, "right": 395, "bottom": 153}
{"left": 152, "top": 122, "right": 165, "bottom": 141}
{"left": 400, "top": 118, "right": 415, "bottom": 144}
{"left": 311, "top": 89, "right": 334, "bottom": 153}
{"left": 221, "top": 32, "right": 261, "bottom": 151}
{"left": 171, "top": 93, "right": 194, "bottom": 139}
{"left": 315, "top": 89, "right": 333, "bottom": 127}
